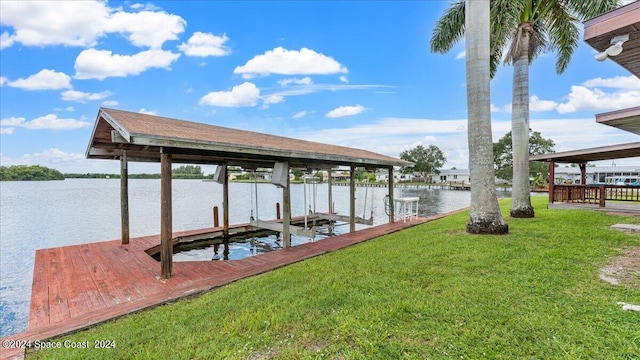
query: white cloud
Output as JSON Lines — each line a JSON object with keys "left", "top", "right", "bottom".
{"left": 0, "top": 1, "right": 185, "bottom": 49}
{"left": 22, "top": 148, "right": 86, "bottom": 163}
{"left": 0, "top": 76, "right": 7, "bottom": 86}
{"left": 130, "top": 3, "right": 162, "bottom": 11}
{"left": 105, "top": 10, "right": 185, "bottom": 49}
{"left": 0, "top": 1, "right": 110, "bottom": 48}
{"left": 53, "top": 106, "right": 75, "bottom": 112}
{"left": 490, "top": 104, "right": 500, "bottom": 113}
{"left": 199, "top": 82, "right": 261, "bottom": 107}
{"left": 6, "top": 69, "right": 71, "bottom": 90}
{"left": 102, "top": 100, "right": 119, "bottom": 106}
{"left": 74, "top": 48, "right": 180, "bottom": 80}
{"left": 278, "top": 77, "right": 313, "bottom": 86}
{"left": 61, "top": 90, "right": 112, "bottom": 102}
{"left": 0, "top": 31, "right": 15, "bottom": 49}
{"left": 178, "top": 32, "right": 231, "bottom": 57}
{"left": 138, "top": 108, "right": 157, "bottom": 115}
{"left": 556, "top": 85, "right": 640, "bottom": 114}
{"left": 529, "top": 95, "right": 558, "bottom": 112}
{"left": 581, "top": 75, "right": 640, "bottom": 90}
{"left": 455, "top": 50, "right": 466, "bottom": 60}
{"left": 339, "top": 76, "right": 349, "bottom": 83}
{"left": 234, "top": 47, "right": 348, "bottom": 78}
{"left": 267, "top": 83, "right": 392, "bottom": 97}
{"left": 0, "top": 114, "right": 91, "bottom": 131}
{"left": 326, "top": 105, "right": 366, "bottom": 118}
{"left": 0, "top": 127, "right": 15, "bottom": 135}
{"left": 261, "top": 95, "right": 285, "bottom": 109}
{"left": 293, "top": 111, "right": 308, "bottom": 119}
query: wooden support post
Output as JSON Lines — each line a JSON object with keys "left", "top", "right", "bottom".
{"left": 599, "top": 186, "right": 606, "bottom": 208}
{"left": 327, "top": 169, "right": 333, "bottom": 213}
{"left": 213, "top": 206, "right": 219, "bottom": 228}
{"left": 222, "top": 164, "right": 229, "bottom": 259}
{"left": 349, "top": 165, "right": 356, "bottom": 233}
{"left": 160, "top": 151, "right": 173, "bottom": 279}
{"left": 283, "top": 163, "right": 291, "bottom": 247}
{"left": 579, "top": 163, "right": 587, "bottom": 185}
{"left": 548, "top": 160, "right": 555, "bottom": 204}
{"left": 276, "top": 202, "right": 281, "bottom": 220}
{"left": 388, "top": 166, "right": 394, "bottom": 224}
{"left": 120, "top": 150, "right": 130, "bottom": 245}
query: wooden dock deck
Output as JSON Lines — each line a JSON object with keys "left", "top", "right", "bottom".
{"left": 0, "top": 213, "right": 458, "bottom": 360}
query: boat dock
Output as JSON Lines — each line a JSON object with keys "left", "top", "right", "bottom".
{"left": 0, "top": 211, "right": 466, "bottom": 360}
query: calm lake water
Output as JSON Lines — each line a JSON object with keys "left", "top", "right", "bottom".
{"left": 0, "top": 179, "right": 510, "bottom": 337}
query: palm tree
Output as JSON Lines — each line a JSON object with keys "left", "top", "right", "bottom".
{"left": 431, "top": 0, "right": 619, "bottom": 218}
{"left": 464, "top": 0, "right": 508, "bottom": 234}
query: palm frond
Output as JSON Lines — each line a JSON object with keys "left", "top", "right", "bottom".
{"left": 489, "top": 0, "right": 520, "bottom": 77}
{"left": 430, "top": 1, "right": 466, "bottom": 53}
{"left": 544, "top": 2, "right": 579, "bottom": 74}
{"left": 528, "top": 22, "right": 548, "bottom": 63}
{"left": 564, "top": 0, "right": 620, "bottom": 20}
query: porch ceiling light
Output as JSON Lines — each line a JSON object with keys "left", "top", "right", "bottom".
{"left": 595, "top": 34, "right": 629, "bottom": 61}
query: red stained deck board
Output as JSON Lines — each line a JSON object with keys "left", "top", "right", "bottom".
{"left": 45, "top": 248, "right": 71, "bottom": 325}
{"left": 86, "top": 241, "right": 143, "bottom": 302}
{"left": 2, "top": 215, "right": 459, "bottom": 360}
{"left": 65, "top": 245, "right": 107, "bottom": 318}
{"left": 28, "top": 250, "right": 49, "bottom": 330}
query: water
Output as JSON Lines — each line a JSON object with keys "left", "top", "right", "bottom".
{"left": 0, "top": 179, "right": 507, "bottom": 337}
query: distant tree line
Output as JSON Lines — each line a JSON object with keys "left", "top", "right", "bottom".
{"left": 0, "top": 165, "right": 65, "bottom": 181}
{"left": 2, "top": 164, "right": 210, "bottom": 181}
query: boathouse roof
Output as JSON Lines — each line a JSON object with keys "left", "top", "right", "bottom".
{"left": 86, "top": 108, "right": 411, "bottom": 169}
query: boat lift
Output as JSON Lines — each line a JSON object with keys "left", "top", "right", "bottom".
{"left": 248, "top": 164, "right": 376, "bottom": 240}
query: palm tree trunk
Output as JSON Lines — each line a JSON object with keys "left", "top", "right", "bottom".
{"left": 510, "top": 25, "right": 534, "bottom": 218}
{"left": 465, "top": 0, "right": 508, "bottom": 234}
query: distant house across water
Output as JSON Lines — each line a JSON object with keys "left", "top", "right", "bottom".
{"left": 552, "top": 165, "right": 640, "bottom": 184}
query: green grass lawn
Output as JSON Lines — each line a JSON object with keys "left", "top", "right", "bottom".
{"left": 28, "top": 197, "right": 640, "bottom": 359}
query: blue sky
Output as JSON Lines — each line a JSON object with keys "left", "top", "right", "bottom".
{"left": 1, "top": 0, "right": 638, "bottom": 174}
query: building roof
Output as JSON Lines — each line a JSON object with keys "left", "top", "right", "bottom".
{"left": 86, "top": 108, "right": 411, "bottom": 169}
{"left": 584, "top": 1, "right": 640, "bottom": 77}
{"left": 596, "top": 106, "right": 640, "bottom": 136}
{"left": 529, "top": 142, "right": 640, "bottom": 164}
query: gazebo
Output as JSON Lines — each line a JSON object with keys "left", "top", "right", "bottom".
{"left": 86, "top": 108, "right": 411, "bottom": 278}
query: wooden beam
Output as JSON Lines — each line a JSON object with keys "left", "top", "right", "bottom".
{"left": 120, "top": 151, "right": 130, "bottom": 245}
{"left": 350, "top": 165, "right": 356, "bottom": 233}
{"left": 327, "top": 169, "right": 333, "bottom": 214}
{"left": 282, "top": 162, "right": 291, "bottom": 247}
{"left": 111, "top": 130, "right": 129, "bottom": 144}
{"left": 160, "top": 151, "right": 173, "bottom": 279}
{"left": 222, "top": 163, "right": 230, "bottom": 259}
{"left": 548, "top": 161, "right": 555, "bottom": 204}
{"left": 388, "top": 167, "right": 395, "bottom": 224}
{"left": 579, "top": 163, "right": 587, "bottom": 186}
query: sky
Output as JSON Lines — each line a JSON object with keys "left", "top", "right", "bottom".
{"left": 1, "top": 0, "right": 639, "bottom": 175}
